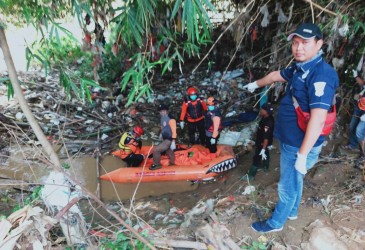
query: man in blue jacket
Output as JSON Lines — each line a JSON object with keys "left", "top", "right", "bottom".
{"left": 243, "top": 23, "right": 339, "bottom": 233}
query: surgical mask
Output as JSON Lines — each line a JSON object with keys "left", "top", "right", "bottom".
{"left": 189, "top": 95, "right": 197, "bottom": 101}
{"left": 208, "top": 105, "right": 215, "bottom": 111}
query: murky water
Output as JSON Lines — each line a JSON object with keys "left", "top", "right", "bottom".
{"left": 2, "top": 145, "right": 198, "bottom": 201}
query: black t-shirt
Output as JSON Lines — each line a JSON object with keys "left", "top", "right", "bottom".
{"left": 256, "top": 115, "right": 275, "bottom": 146}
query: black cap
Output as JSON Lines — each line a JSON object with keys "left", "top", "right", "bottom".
{"left": 287, "top": 23, "right": 323, "bottom": 41}
{"left": 261, "top": 103, "right": 274, "bottom": 115}
{"left": 158, "top": 104, "right": 168, "bottom": 111}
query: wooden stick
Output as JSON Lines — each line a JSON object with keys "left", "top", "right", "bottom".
{"left": 302, "top": 0, "right": 338, "bottom": 16}
{"left": 81, "top": 110, "right": 118, "bottom": 127}
{"left": 95, "top": 128, "right": 101, "bottom": 199}
{"left": 45, "top": 197, "right": 82, "bottom": 231}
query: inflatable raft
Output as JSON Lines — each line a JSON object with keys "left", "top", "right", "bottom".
{"left": 100, "top": 144, "right": 237, "bottom": 183}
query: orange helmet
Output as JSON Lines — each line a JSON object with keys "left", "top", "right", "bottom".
{"left": 187, "top": 86, "right": 198, "bottom": 96}
{"left": 133, "top": 126, "right": 144, "bottom": 137}
{"left": 207, "top": 96, "right": 217, "bottom": 106}
{"left": 358, "top": 97, "right": 365, "bottom": 111}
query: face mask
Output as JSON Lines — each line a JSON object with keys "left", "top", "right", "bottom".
{"left": 208, "top": 105, "right": 215, "bottom": 111}
{"left": 189, "top": 95, "right": 197, "bottom": 101}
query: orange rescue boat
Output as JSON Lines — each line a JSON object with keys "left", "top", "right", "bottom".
{"left": 100, "top": 144, "right": 237, "bottom": 183}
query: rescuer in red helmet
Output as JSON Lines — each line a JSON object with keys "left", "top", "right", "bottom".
{"left": 117, "top": 126, "right": 145, "bottom": 167}
{"left": 179, "top": 86, "right": 208, "bottom": 145}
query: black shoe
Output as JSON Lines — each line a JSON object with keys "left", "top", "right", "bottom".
{"left": 149, "top": 164, "right": 161, "bottom": 170}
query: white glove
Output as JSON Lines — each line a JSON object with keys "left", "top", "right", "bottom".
{"left": 352, "top": 69, "right": 359, "bottom": 78}
{"left": 360, "top": 114, "right": 365, "bottom": 122}
{"left": 295, "top": 153, "right": 307, "bottom": 175}
{"left": 210, "top": 138, "right": 216, "bottom": 144}
{"left": 259, "top": 149, "right": 267, "bottom": 160}
{"left": 170, "top": 141, "right": 176, "bottom": 150}
{"left": 180, "top": 121, "right": 184, "bottom": 130}
{"left": 242, "top": 81, "right": 259, "bottom": 93}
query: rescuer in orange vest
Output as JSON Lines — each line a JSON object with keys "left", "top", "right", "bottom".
{"left": 179, "top": 86, "right": 208, "bottom": 145}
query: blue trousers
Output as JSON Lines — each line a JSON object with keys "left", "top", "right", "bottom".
{"left": 267, "top": 142, "right": 322, "bottom": 229}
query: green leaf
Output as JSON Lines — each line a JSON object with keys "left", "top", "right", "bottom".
{"left": 7, "top": 82, "right": 14, "bottom": 100}
{"left": 162, "top": 60, "right": 171, "bottom": 75}
{"left": 135, "top": 85, "right": 149, "bottom": 100}
{"left": 201, "top": 0, "right": 217, "bottom": 12}
{"left": 25, "top": 47, "right": 32, "bottom": 71}
{"left": 53, "top": 23, "right": 78, "bottom": 42}
{"left": 60, "top": 69, "right": 80, "bottom": 100}
{"left": 126, "top": 87, "right": 136, "bottom": 107}
{"left": 79, "top": 78, "right": 101, "bottom": 103}
{"left": 170, "top": 0, "right": 182, "bottom": 20}
{"left": 353, "top": 21, "right": 365, "bottom": 34}
{"left": 116, "top": 232, "right": 128, "bottom": 241}
{"left": 54, "top": 26, "right": 60, "bottom": 46}
{"left": 121, "top": 69, "right": 135, "bottom": 91}
{"left": 49, "top": 24, "right": 54, "bottom": 38}
{"left": 258, "top": 243, "right": 267, "bottom": 250}
{"left": 35, "top": 54, "right": 48, "bottom": 76}
{"left": 175, "top": 49, "right": 184, "bottom": 62}
{"left": 80, "top": 78, "right": 106, "bottom": 90}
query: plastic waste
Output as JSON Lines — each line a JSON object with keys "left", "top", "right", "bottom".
{"left": 242, "top": 185, "right": 256, "bottom": 195}
{"left": 15, "top": 112, "right": 24, "bottom": 121}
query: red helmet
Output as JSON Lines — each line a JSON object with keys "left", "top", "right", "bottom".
{"left": 207, "top": 96, "right": 217, "bottom": 106}
{"left": 133, "top": 126, "right": 144, "bottom": 137}
{"left": 358, "top": 97, "right": 365, "bottom": 111}
{"left": 187, "top": 86, "right": 198, "bottom": 96}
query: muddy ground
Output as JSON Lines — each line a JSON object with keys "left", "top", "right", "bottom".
{"left": 109, "top": 139, "right": 365, "bottom": 249}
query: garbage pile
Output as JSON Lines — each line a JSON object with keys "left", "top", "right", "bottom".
{"left": 0, "top": 67, "right": 270, "bottom": 155}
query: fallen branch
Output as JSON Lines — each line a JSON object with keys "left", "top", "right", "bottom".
{"left": 302, "top": 0, "right": 338, "bottom": 16}
{"left": 45, "top": 197, "right": 82, "bottom": 231}
{"left": 81, "top": 110, "right": 119, "bottom": 127}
